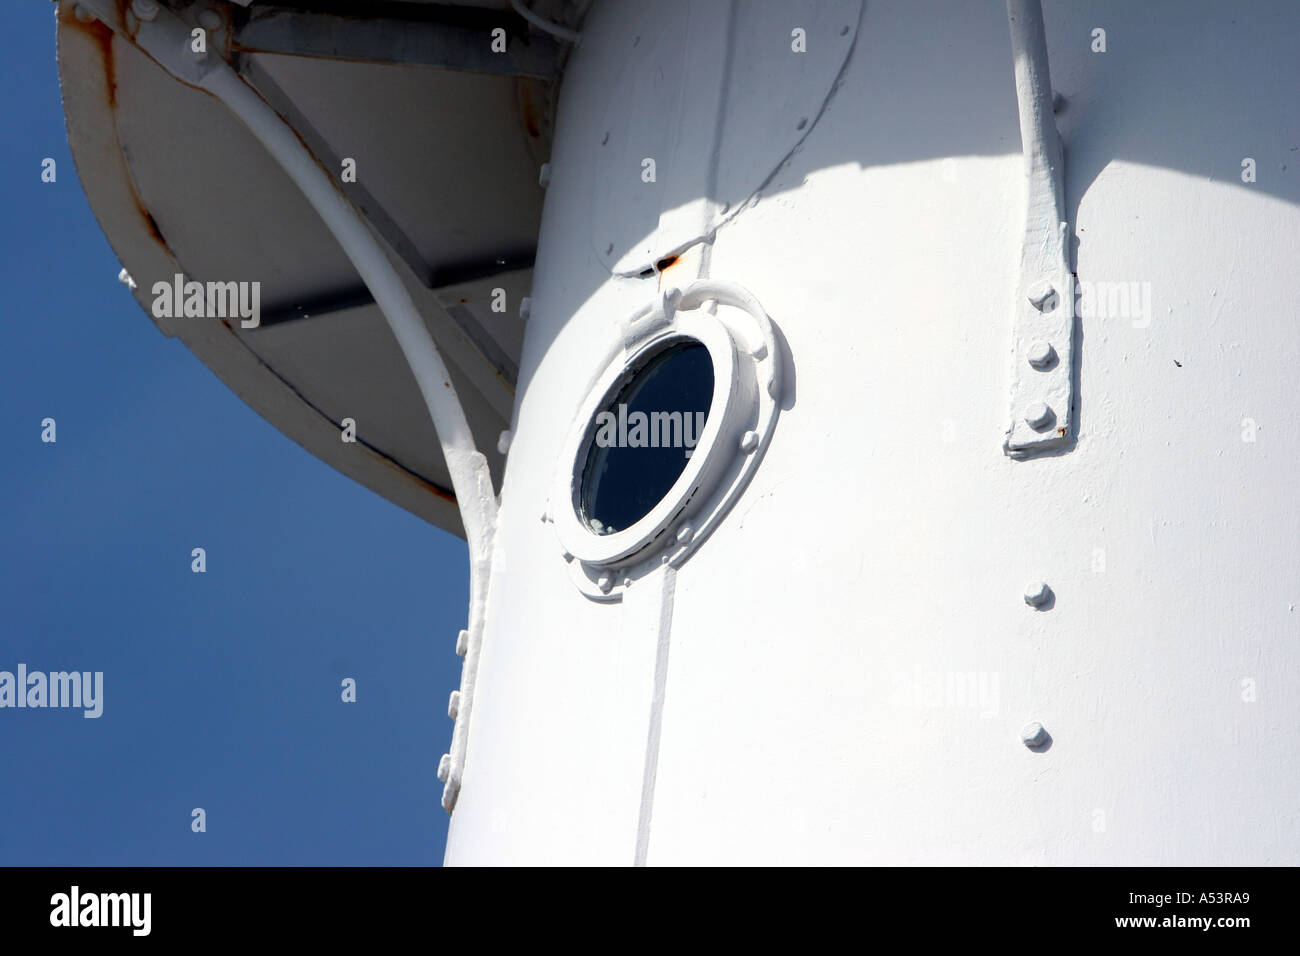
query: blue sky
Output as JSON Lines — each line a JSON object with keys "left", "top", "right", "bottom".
{"left": 0, "top": 3, "right": 467, "bottom": 865}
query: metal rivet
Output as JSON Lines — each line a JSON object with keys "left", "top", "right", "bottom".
{"left": 497, "top": 430, "right": 512, "bottom": 454}
{"left": 131, "top": 0, "right": 159, "bottom": 21}
{"left": 676, "top": 524, "right": 693, "bottom": 545}
{"left": 519, "top": 296, "right": 531, "bottom": 321}
{"left": 1024, "top": 581, "right": 1051, "bottom": 607}
{"left": 437, "top": 753, "right": 452, "bottom": 782}
{"left": 455, "top": 629, "right": 468, "bottom": 656}
{"left": 198, "top": 7, "right": 223, "bottom": 30}
{"left": 740, "top": 430, "right": 759, "bottom": 453}
{"left": 1027, "top": 341, "right": 1054, "bottom": 369}
{"left": 597, "top": 575, "right": 613, "bottom": 594}
{"left": 1024, "top": 402, "right": 1053, "bottom": 430}
{"left": 1021, "top": 722, "right": 1049, "bottom": 748}
{"left": 447, "top": 690, "right": 460, "bottom": 720}
{"left": 74, "top": 4, "right": 96, "bottom": 22}
{"left": 1027, "top": 281, "right": 1057, "bottom": 311}
{"left": 538, "top": 163, "right": 551, "bottom": 188}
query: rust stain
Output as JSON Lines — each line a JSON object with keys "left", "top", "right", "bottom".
{"left": 142, "top": 210, "right": 167, "bottom": 245}
{"left": 60, "top": 4, "right": 463, "bottom": 523}
{"left": 61, "top": 6, "right": 117, "bottom": 108}
{"left": 653, "top": 253, "right": 682, "bottom": 290}
{"left": 521, "top": 96, "right": 541, "bottom": 138}
{"left": 62, "top": 3, "right": 176, "bottom": 260}
{"left": 370, "top": 449, "right": 458, "bottom": 506}
{"left": 285, "top": 119, "right": 338, "bottom": 186}
{"left": 516, "top": 78, "right": 547, "bottom": 140}
{"left": 125, "top": 179, "right": 172, "bottom": 256}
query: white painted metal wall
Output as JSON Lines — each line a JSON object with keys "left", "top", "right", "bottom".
{"left": 446, "top": 0, "right": 1300, "bottom": 864}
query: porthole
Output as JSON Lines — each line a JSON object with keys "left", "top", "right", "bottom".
{"left": 551, "top": 279, "right": 783, "bottom": 601}
{"left": 579, "top": 340, "right": 714, "bottom": 536}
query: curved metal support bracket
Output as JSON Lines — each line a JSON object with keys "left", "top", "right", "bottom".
{"left": 71, "top": 0, "right": 498, "bottom": 813}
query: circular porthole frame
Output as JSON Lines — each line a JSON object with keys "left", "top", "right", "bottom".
{"left": 550, "top": 279, "right": 783, "bottom": 602}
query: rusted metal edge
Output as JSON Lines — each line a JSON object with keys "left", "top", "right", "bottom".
{"left": 56, "top": 3, "right": 465, "bottom": 533}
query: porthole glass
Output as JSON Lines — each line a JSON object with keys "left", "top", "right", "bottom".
{"left": 579, "top": 340, "right": 714, "bottom": 535}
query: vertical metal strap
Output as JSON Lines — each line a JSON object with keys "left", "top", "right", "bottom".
{"left": 1004, "top": 0, "right": 1075, "bottom": 458}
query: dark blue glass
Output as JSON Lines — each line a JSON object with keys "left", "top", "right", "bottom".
{"left": 580, "top": 341, "right": 714, "bottom": 535}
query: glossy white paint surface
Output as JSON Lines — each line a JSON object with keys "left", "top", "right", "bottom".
{"left": 447, "top": 0, "right": 1300, "bottom": 864}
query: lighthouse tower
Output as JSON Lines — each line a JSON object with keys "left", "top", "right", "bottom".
{"left": 59, "top": 0, "right": 1300, "bottom": 865}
